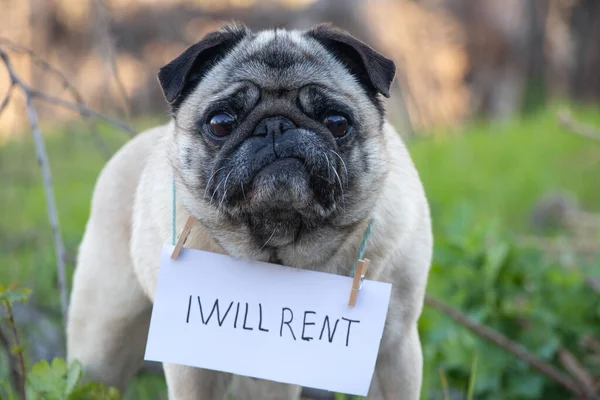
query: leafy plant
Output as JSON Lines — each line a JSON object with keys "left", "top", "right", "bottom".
{"left": 0, "top": 284, "right": 121, "bottom": 400}
{"left": 420, "top": 207, "right": 600, "bottom": 399}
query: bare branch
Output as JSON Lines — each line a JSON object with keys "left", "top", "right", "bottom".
{"left": 0, "top": 326, "right": 22, "bottom": 397}
{"left": 0, "top": 48, "right": 69, "bottom": 323}
{"left": 558, "top": 109, "right": 600, "bottom": 143}
{"left": 424, "top": 295, "right": 593, "bottom": 398}
{"left": 0, "top": 82, "right": 14, "bottom": 117}
{"left": 0, "top": 37, "right": 140, "bottom": 325}
{"left": 0, "top": 37, "right": 116, "bottom": 157}
{"left": 30, "top": 89, "right": 136, "bottom": 135}
{"left": 24, "top": 92, "right": 70, "bottom": 325}
{"left": 558, "top": 348, "right": 597, "bottom": 399}
{"left": 0, "top": 37, "right": 87, "bottom": 105}
{"left": 92, "top": 0, "right": 131, "bottom": 120}
{"left": 2, "top": 301, "right": 27, "bottom": 400}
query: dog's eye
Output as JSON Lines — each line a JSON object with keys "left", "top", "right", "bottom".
{"left": 324, "top": 115, "right": 349, "bottom": 138}
{"left": 208, "top": 113, "right": 235, "bottom": 138}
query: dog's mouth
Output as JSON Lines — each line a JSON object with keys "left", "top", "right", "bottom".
{"left": 204, "top": 133, "right": 343, "bottom": 217}
{"left": 253, "top": 157, "right": 306, "bottom": 180}
{"left": 247, "top": 157, "right": 312, "bottom": 206}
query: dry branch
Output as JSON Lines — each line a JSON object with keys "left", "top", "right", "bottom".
{"left": 29, "top": 89, "right": 135, "bottom": 134}
{"left": 0, "top": 40, "right": 136, "bottom": 326}
{"left": 0, "top": 301, "right": 27, "bottom": 400}
{"left": 558, "top": 348, "right": 598, "bottom": 399}
{"left": 558, "top": 109, "right": 600, "bottom": 143}
{"left": 0, "top": 37, "right": 90, "bottom": 104}
{"left": 0, "top": 82, "right": 14, "bottom": 115}
{"left": 0, "top": 36, "right": 134, "bottom": 159}
{"left": 424, "top": 295, "right": 597, "bottom": 399}
{"left": 92, "top": 0, "right": 131, "bottom": 120}
{"left": 0, "top": 326, "right": 22, "bottom": 398}
{"left": 0, "top": 48, "right": 69, "bottom": 324}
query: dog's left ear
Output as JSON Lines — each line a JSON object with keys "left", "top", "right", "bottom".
{"left": 307, "top": 24, "right": 396, "bottom": 98}
{"left": 158, "top": 24, "right": 249, "bottom": 107}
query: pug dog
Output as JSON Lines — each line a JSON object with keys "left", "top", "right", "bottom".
{"left": 66, "top": 23, "right": 433, "bottom": 400}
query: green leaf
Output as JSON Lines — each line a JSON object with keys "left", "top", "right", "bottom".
{"left": 51, "top": 357, "right": 67, "bottom": 377}
{"left": 66, "top": 361, "right": 83, "bottom": 395}
{"left": 28, "top": 359, "right": 57, "bottom": 397}
{"left": 27, "top": 357, "right": 71, "bottom": 399}
{"left": 0, "top": 287, "right": 31, "bottom": 305}
{"left": 69, "top": 382, "right": 121, "bottom": 400}
{"left": 31, "top": 359, "right": 51, "bottom": 375}
{"left": 484, "top": 242, "right": 509, "bottom": 287}
{"left": 466, "top": 352, "right": 478, "bottom": 400}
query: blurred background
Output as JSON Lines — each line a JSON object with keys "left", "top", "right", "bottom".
{"left": 0, "top": 0, "right": 599, "bottom": 399}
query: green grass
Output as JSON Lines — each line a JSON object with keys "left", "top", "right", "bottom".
{"left": 410, "top": 104, "right": 600, "bottom": 232}
{"left": 0, "top": 103, "right": 598, "bottom": 399}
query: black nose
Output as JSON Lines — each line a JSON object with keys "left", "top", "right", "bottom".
{"left": 253, "top": 116, "right": 296, "bottom": 137}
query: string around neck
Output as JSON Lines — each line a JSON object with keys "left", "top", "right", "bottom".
{"left": 350, "top": 218, "right": 374, "bottom": 278}
{"left": 171, "top": 170, "right": 176, "bottom": 246}
{"left": 170, "top": 174, "right": 373, "bottom": 277}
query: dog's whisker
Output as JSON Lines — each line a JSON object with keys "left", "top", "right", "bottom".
{"left": 253, "top": 228, "right": 277, "bottom": 257}
{"left": 330, "top": 150, "right": 348, "bottom": 183}
{"left": 218, "top": 171, "right": 234, "bottom": 210}
{"left": 210, "top": 173, "right": 228, "bottom": 204}
{"left": 331, "top": 165, "right": 345, "bottom": 208}
{"left": 204, "top": 165, "right": 228, "bottom": 200}
{"left": 323, "top": 152, "right": 332, "bottom": 182}
{"left": 240, "top": 182, "right": 247, "bottom": 201}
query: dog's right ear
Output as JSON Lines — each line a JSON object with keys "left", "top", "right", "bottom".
{"left": 158, "top": 24, "right": 249, "bottom": 109}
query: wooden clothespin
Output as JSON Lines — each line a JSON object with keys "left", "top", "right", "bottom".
{"left": 171, "top": 216, "right": 196, "bottom": 260}
{"left": 348, "top": 258, "right": 370, "bottom": 307}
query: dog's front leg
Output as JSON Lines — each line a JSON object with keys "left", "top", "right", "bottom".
{"left": 368, "top": 246, "right": 430, "bottom": 400}
{"left": 369, "top": 323, "right": 423, "bottom": 400}
{"left": 163, "top": 363, "right": 232, "bottom": 400}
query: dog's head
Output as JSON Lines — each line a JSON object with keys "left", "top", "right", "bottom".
{"left": 159, "top": 24, "right": 395, "bottom": 249}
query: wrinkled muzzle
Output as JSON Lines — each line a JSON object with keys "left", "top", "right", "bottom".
{"left": 204, "top": 115, "right": 347, "bottom": 217}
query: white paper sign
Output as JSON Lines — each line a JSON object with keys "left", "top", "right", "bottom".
{"left": 144, "top": 246, "right": 392, "bottom": 396}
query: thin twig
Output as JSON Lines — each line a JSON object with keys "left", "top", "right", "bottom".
{"left": 0, "top": 325, "right": 22, "bottom": 397}
{"left": 92, "top": 0, "right": 132, "bottom": 121}
{"left": 30, "top": 89, "right": 136, "bottom": 135}
{"left": 558, "top": 348, "right": 598, "bottom": 399}
{"left": 0, "top": 83, "right": 15, "bottom": 117}
{"left": 424, "top": 295, "right": 593, "bottom": 398}
{"left": 558, "top": 109, "right": 600, "bottom": 143}
{"left": 0, "top": 40, "right": 137, "bottom": 325}
{"left": 1, "top": 48, "right": 69, "bottom": 324}
{"left": 25, "top": 93, "right": 70, "bottom": 327}
{"left": 0, "top": 37, "right": 88, "bottom": 105}
{"left": 3, "top": 302, "right": 27, "bottom": 400}
{"left": 0, "top": 37, "right": 115, "bottom": 157}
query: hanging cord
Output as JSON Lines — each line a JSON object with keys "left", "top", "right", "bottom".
{"left": 350, "top": 218, "right": 374, "bottom": 278}
{"left": 170, "top": 174, "right": 373, "bottom": 275}
{"left": 171, "top": 170, "right": 176, "bottom": 246}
